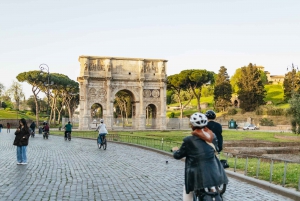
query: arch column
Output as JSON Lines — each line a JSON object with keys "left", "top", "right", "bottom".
{"left": 138, "top": 82, "right": 146, "bottom": 130}
{"left": 160, "top": 84, "right": 167, "bottom": 130}
{"left": 106, "top": 79, "right": 113, "bottom": 130}
{"left": 81, "top": 77, "right": 90, "bottom": 130}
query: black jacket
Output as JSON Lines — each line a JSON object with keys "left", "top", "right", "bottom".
{"left": 206, "top": 121, "right": 223, "bottom": 152}
{"left": 13, "top": 127, "right": 30, "bottom": 146}
{"left": 173, "top": 135, "right": 228, "bottom": 194}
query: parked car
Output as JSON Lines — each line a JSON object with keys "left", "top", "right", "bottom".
{"left": 243, "top": 124, "right": 258, "bottom": 130}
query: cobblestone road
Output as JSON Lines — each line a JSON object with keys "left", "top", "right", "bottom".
{"left": 0, "top": 130, "right": 294, "bottom": 201}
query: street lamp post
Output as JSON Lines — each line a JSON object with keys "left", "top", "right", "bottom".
{"left": 39, "top": 64, "right": 50, "bottom": 122}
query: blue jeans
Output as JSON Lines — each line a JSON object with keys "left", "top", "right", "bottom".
{"left": 98, "top": 133, "right": 107, "bottom": 144}
{"left": 17, "top": 146, "right": 27, "bottom": 163}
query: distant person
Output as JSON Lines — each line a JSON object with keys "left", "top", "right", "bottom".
{"left": 95, "top": 119, "right": 108, "bottom": 144}
{"left": 7, "top": 123, "right": 10, "bottom": 133}
{"left": 0, "top": 123, "right": 3, "bottom": 133}
{"left": 13, "top": 118, "right": 30, "bottom": 165}
{"left": 30, "top": 121, "right": 36, "bottom": 134}
{"left": 43, "top": 122, "right": 49, "bottom": 133}
{"left": 64, "top": 121, "right": 73, "bottom": 139}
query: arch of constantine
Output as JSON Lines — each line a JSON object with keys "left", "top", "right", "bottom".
{"left": 77, "top": 56, "right": 168, "bottom": 130}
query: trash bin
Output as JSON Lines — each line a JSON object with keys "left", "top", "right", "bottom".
{"left": 228, "top": 119, "right": 237, "bottom": 129}
{"left": 59, "top": 127, "right": 61, "bottom": 131}
{"left": 39, "top": 126, "right": 43, "bottom": 134}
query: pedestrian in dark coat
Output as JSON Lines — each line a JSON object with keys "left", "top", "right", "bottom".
{"left": 7, "top": 122, "right": 10, "bottom": 133}
{"left": 13, "top": 118, "right": 30, "bottom": 165}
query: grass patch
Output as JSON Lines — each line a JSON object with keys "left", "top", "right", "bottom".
{"left": 220, "top": 154, "right": 300, "bottom": 189}
{"left": 0, "top": 109, "right": 36, "bottom": 119}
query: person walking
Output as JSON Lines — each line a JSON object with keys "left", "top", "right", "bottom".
{"left": 172, "top": 112, "right": 228, "bottom": 201}
{"left": 0, "top": 123, "right": 3, "bottom": 133}
{"left": 13, "top": 118, "right": 30, "bottom": 165}
{"left": 7, "top": 122, "right": 10, "bottom": 133}
{"left": 95, "top": 119, "right": 108, "bottom": 144}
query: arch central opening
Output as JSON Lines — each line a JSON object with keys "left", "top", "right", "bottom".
{"left": 113, "top": 90, "right": 135, "bottom": 128}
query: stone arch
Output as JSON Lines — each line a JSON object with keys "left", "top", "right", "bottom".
{"left": 113, "top": 89, "right": 136, "bottom": 129}
{"left": 146, "top": 104, "right": 158, "bottom": 129}
{"left": 77, "top": 56, "right": 168, "bottom": 130}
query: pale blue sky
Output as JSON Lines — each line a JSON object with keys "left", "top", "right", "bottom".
{"left": 0, "top": 0, "right": 299, "bottom": 98}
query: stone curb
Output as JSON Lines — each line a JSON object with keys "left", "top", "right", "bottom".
{"left": 225, "top": 170, "right": 300, "bottom": 200}
{"left": 109, "top": 140, "right": 300, "bottom": 200}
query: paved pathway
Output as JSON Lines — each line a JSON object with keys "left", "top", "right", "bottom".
{"left": 0, "top": 129, "right": 294, "bottom": 201}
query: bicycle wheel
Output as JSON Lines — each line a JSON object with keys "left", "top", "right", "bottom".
{"left": 193, "top": 190, "right": 201, "bottom": 201}
{"left": 97, "top": 137, "right": 101, "bottom": 149}
{"left": 103, "top": 139, "right": 107, "bottom": 150}
{"left": 217, "top": 184, "right": 227, "bottom": 195}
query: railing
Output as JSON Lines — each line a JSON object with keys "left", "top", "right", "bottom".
{"left": 52, "top": 131, "right": 300, "bottom": 190}
{"left": 220, "top": 152, "right": 300, "bottom": 190}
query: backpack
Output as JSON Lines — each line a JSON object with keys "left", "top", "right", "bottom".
{"left": 201, "top": 191, "right": 222, "bottom": 201}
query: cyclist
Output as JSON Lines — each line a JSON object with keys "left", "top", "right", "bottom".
{"left": 192, "top": 110, "right": 223, "bottom": 153}
{"left": 172, "top": 112, "right": 228, "bottom": 201}
{"left": 43, "top": 122, "right": 49, "bottom": 137}
{"left": 30, "top": 121, "right": 36, "bottom": 135}
{"left": 95, "top": 119, "right": 108, "bottom": 144}
{"left": 205, "top": 110, "right": 223, "bottom": 152}
{"left": 64, "top": 121, "right": 72, "bottom": 140}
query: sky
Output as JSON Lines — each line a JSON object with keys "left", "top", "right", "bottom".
{"left": 0, "top": 0, "right": 300, "bottom": 98}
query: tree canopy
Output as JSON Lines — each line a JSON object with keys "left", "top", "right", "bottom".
{"left": 213, "top": 66, "right": 232, "bottom": 111}
{"left": 180, "top": 69, "right": 214, "bottom": 111}
{"left": 237, "top": 63, "right": 266, "bottom": 112}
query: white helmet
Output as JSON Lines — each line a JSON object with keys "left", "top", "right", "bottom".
{"left": 190, "top": 112, "right": 208, "bottom": 127}
{"left": 100, "top": 119, "right": 104, "bottom": 123}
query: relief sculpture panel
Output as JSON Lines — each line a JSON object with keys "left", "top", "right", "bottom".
{"left": 143, "top": 89, "right": 160, "bottom": 98}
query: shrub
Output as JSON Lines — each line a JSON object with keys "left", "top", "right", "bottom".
{"left": 266, "top": 107, "right": 284, "bottom": 116}
{"left": 5, "top": 108, "right": 11, "bottom": 111}
{"left": 168, "top": 112, "right": 175, "bottom": 118}
{"left": 240, "top": 109, "right": 246, "bottom": 114}
{"left": 255, "top": 107, "right": 264, "bottom": 115}
{"left": 26, "top": 111, "right": 34, "bottom": 116}
{"left": 227, "top": 108, "right": 238, "bottom": 115}
{"left": 260, "top": 118, "right": 275, "bottom": 126}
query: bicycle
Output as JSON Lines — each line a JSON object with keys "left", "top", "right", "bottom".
{"left": 30, "top": 129, "right": 35, "bottom": 138}
{"left": 65, "top": 131, "right": 71, "bottom": 141}
{"left": 193, "top": 188, "right": 223, "bottom": 201}
{"left": 97, "top": 135, "right": 107, "bottom": 150}
{"left": 43, "top": 131, "right": 49, "bottom": 139}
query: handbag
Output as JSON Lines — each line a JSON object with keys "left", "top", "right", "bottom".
{"left": 220, "top": 159, "right": 229, "bottom": 169}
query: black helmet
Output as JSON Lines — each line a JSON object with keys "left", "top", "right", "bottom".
{"left": 205, "top": 110, "right": 216, "bottom": 120}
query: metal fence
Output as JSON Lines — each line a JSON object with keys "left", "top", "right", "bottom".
{"left": 220, "top": 152, "right": 300, "bottom": 190}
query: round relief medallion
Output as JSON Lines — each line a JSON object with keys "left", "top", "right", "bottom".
{"left": 143, "top": 89, "right": 151, "bottom": 98}
{"left": 98, "top": 89, "right": 107, "bottom": 96}
{"left": 151, "top": 89, "right": 160, "bottom": 98}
